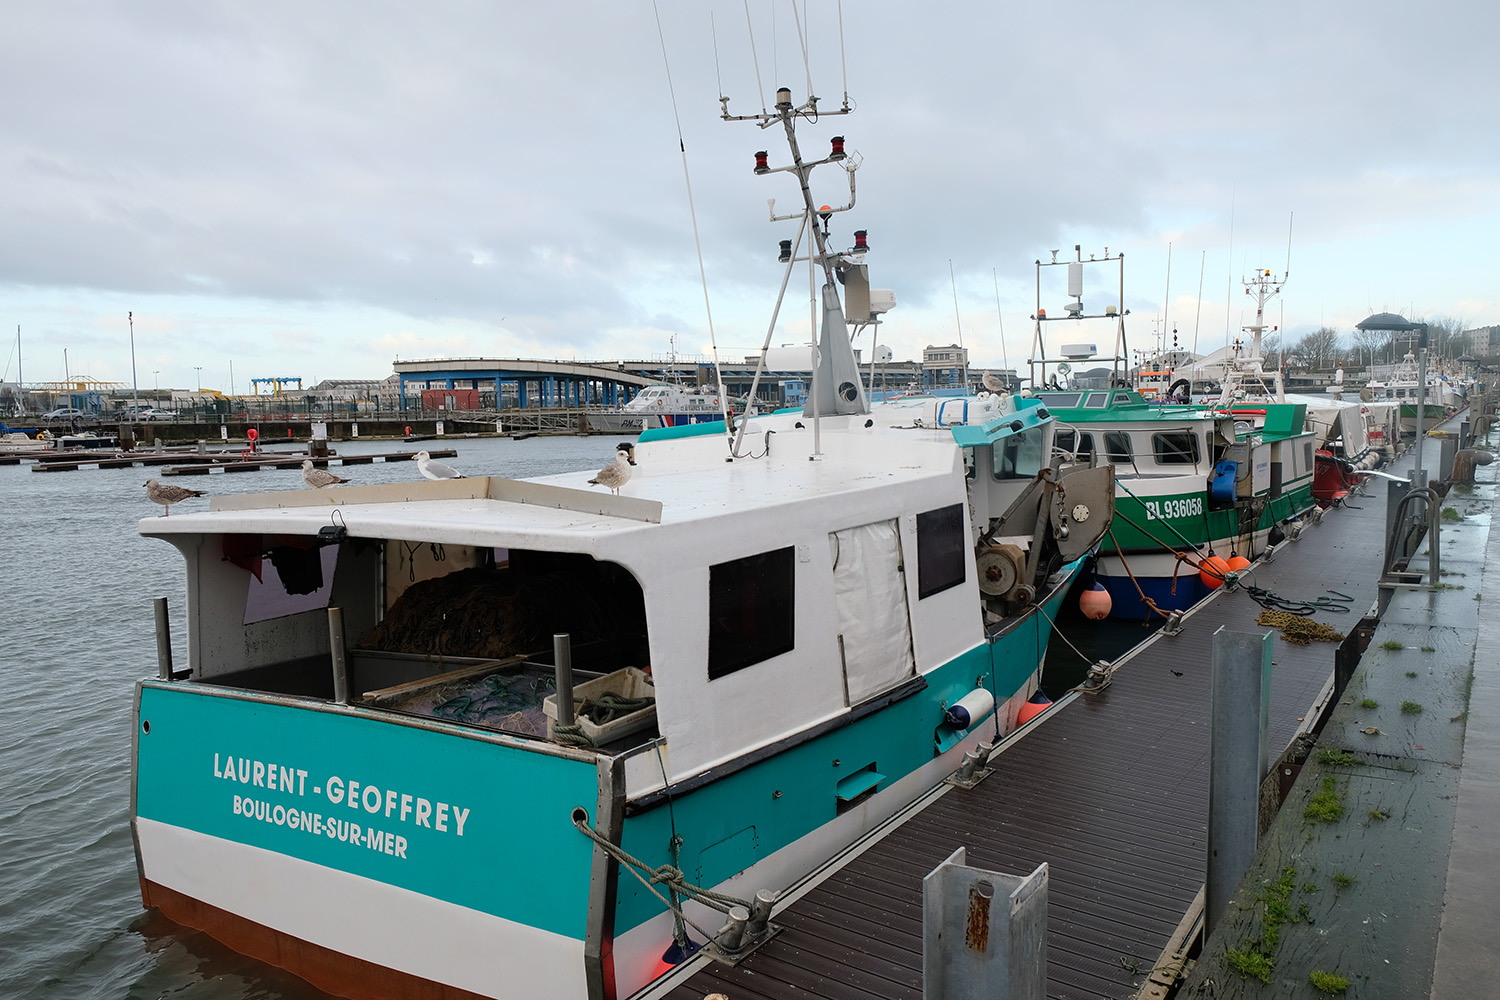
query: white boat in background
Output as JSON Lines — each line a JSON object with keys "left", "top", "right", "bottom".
{"left": 586, "top": 382, "right": 733, "bottom": 433}
{"left": 1362, "top": 351, "right": 1457, "bottom": 432}
{"left": 129, "top": 82, "right": 1115, "bottom": 1000}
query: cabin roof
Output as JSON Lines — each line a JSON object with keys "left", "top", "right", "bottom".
{"left": 139, "top": 413, "right": 968, "bottom": 546}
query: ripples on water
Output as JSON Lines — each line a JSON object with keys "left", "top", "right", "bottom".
{"left": 0, "top": 435, "right": 622, "bottom": 1000}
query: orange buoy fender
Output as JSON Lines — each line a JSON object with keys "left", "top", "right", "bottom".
{"left": 1079, "top": 580, "right": 1112, "bottom": 620}
{"left": 1200, "top": 555, "right": 1231, "bottom": 589}
{"left": 1226, "top": 554, "right": 1252, "bottom": 574}
{"left": 1016, "top": 690, "right": 1052, "bottom": 725}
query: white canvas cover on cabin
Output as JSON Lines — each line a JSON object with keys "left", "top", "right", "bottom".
{"left": 830, "top": 520, "right": 915, "bottom": 704}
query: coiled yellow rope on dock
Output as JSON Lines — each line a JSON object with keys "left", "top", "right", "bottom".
{"left": 1255, "top": 609, "right": 1346, "bottom": 645}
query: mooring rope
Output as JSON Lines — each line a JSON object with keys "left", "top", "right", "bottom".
{"left": 571, "top": 812, "right": 753, "bottom": 946}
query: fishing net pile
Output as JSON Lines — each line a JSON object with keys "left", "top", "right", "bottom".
{"left": 361, "top": 566, "right": 609, "bottom": 659}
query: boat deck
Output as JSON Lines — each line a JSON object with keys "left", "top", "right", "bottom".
{"left": 651, "top": 480, "right": 1389, "bottom": 999}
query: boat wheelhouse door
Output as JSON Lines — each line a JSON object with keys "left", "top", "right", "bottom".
{"left": 829, "top": 520, "right": 916, "bottom": 704}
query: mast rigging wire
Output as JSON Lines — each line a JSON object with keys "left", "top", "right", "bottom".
{"left": 993, "top": 269, "right": 1009, "bottom": 372}
{"left": 651, "top": 2, "right": 731, "bottom": 434}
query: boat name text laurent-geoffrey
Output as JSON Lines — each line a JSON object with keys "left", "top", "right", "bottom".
{"left": 212, "top": 753, "right": 472, "bottom": 836}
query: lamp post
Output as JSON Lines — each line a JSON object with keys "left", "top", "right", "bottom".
{"left": 153, "top": 370, "right": 159, "bottom": 392}
{"left": 129, "top": 312, "right": 140, "bottom": 410}
{"left": 195, "top": 367, "right": 203, "bottom": 392}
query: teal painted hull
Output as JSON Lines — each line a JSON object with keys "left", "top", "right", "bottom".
{"left": 133, "top": 555, "right": 1084, "bottom": 965}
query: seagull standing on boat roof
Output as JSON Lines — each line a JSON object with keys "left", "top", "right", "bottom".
{"left": 415, "top": 450, "right": 465, "bottom": 480}
{"left": 144, "top": 477, "right": 206, "bottom": 516}
{"left": 301, "top": 459, "right": 350, "bottom": 489}
{"left": 981, "top": 373, "right": 1007, "bottom": 395}
{"left": 588, "top": 442, "right": 636, "bottom": 496}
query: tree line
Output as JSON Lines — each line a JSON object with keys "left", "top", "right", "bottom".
{"left": 1260, "top": 316, "right": 1481, "bottom": 371}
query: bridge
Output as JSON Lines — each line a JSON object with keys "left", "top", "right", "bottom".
{"left": 392, "top": 356, "right": 930, "bottom": 410}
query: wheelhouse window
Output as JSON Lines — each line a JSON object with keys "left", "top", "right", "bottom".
{"left": 993, "top": 428, "right": 1045, "bottom": 480}
{"left": 1102, "top": 431, "right": 1134, "bottom": 464}
{"left": 1055, "top": 429, "right": 1095, "bottom": 463}
{"left": 709, "top": 547, "right": 795, "bottom": 679}
{"left": 916, "top": 504, "right": 966, "bottom": 599}
{"left": 1151, "top": 431, "right": 1200, "bottom": 465}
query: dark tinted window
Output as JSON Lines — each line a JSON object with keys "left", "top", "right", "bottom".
{"left": 1151, "top": 431, "right": 1199, "bottom": 465}
{"left": 1056, "top": 429, "right": 1095, "bottom": 463}
{"left": 916, "top": 504, "right": 966, "bottom": 599}
{"left": 1103, "top": 431, "right": 1133, "bottom": 464}
{"left": 1035, "top": 391, "right": 1083, "bottom": 408}
{"left": 708, "top": 548, "right": 795, "bottom": 679}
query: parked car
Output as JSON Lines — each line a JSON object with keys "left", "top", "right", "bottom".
{"left": 42, "top": 407, "right": 88, "bottom": 421}
{"left": 117, "top": 406, "right": 175, "bottom": 421}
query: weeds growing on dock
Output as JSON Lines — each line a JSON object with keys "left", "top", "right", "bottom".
{"left": 1314, "top": 746, "right": 1360, "bottom": 767}
{"left": 1224, "top": 866, "right": 1303, "bottom": 984}
{"left": 1359, "top": 698, "right": 1378, "bottom": 709}
{"left": 1309, "top": 969, "right": 1350, "bottom": 994}
{"left": 1305, "top": 776, "right": 1345, "bottom": 823}
{"left": 1401, "top": 701, "right": 1424, "bottom": 715}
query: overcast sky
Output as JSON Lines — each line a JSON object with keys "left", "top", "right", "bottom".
{"left": 3, "top": 1, "right": 1497, "bottom": 392}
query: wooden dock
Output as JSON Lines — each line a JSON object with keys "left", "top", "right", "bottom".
{"left": 21, "top": 448, "right": 457, "bottom": 474}
{"left": 650, "top": 480, "right": 1390, "bottom": 1000}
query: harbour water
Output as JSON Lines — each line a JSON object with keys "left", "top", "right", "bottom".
{"left": 0, "top": 435, "right": 628, "bottom": 1000}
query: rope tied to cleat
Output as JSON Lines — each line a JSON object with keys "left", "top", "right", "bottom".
{"left": 572, "top": 811, "right": 754, "bottom": 947}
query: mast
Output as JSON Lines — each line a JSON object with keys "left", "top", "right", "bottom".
{"left": 1216, "top": 267, "right": 1287, "bottom": 404}
{"left": 724, "top": 86, "right": 867, "bottom": 421}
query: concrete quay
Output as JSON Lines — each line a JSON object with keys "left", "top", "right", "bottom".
{"left": 1181, "top": 420, "right": 1499, "bottom": 999}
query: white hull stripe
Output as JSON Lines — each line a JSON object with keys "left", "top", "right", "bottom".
{"left": 136, "top": 816, "right": 586, "bottom": 1000}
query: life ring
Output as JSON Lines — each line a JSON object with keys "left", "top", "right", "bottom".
{"left": 655, "top": 400, "right": 663, "bottom": 407}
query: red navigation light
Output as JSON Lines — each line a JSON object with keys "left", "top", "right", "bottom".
{"left": 853, "top": 229, "right": 869, "bottom": 251}
{"left": 830, "top": 135, "right": 846, "bottom": 159}
{"left": 753, "top": 151, "right": 769, "bottom": 174}
{"left": 1037, "top": 308, "right": 1047, "bottom": 319}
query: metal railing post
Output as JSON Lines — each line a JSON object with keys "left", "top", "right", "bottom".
{"left": 923, "top": 847, "right": 1047, "bottom": 1000}
{"left": 328, "top": 606, "right": 349, "bottom": 704}
{"left": 1207, "top": 627, "right": 1273, "bottom": 934}
{"left": 154, "top": 597, "right": 173, "bottom": 680}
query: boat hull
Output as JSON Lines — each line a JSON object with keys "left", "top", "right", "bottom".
{"left": 1094, "top": 480, "right": 1314, "bottom": 618}
{"left": 133, "top": 558, "right": 1085, "bottom": 1000}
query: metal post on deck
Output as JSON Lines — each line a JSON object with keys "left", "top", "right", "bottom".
{"left": 554, "top": 633, "right": 575, "bottom": 727}
{"left": 1206, "top": 627, "right": 1273, "bottom": 934}
{"left": 328, "top": 606, "right": 349, "bottom": 705}
{"left": 154, "top": 597, "right": 173, "bottom": 680}
{"left": 922, "top": 847, "right": 1047, "bottom": 1000}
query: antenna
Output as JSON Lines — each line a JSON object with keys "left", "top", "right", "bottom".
{"left": 1224, "top": 186, "right": 1235, "bottom": 351}
{"left": 1161, "top": 241, "right": 1172, "bottom": 363}
{"left": 1284, "top": 211, "right": 1294, "bottom": 279}
{"left": 950, "top": 260, "right": 967, "bottom": 390}
{"left": 993, "top": 268, "right": 1009, "bottom": 372}
{"left": 1192, "top": 250, "right": 1205, "bottom": 356}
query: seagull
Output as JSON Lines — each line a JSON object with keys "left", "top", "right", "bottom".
{"left": 589, "top": 442, "right": 636, "bottom": 496}
{"left": 981, "top": 373, "right": 1007, "bottom": 394}
{"left": 301, "top": 459, "right": 350, "bottom": 489}
{"left": 144, "top": 477, "right": 206, "bottom": 516}
{"left": 416, "top": 450, "right": 465, "bottom": 480}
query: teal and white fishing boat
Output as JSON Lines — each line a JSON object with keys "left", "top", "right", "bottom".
{"left": 129, "top": 87, "right": 1114, "bottom": 1000}
{"left": 1027, "top": 251, "right": 1316, "bottom": 619}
